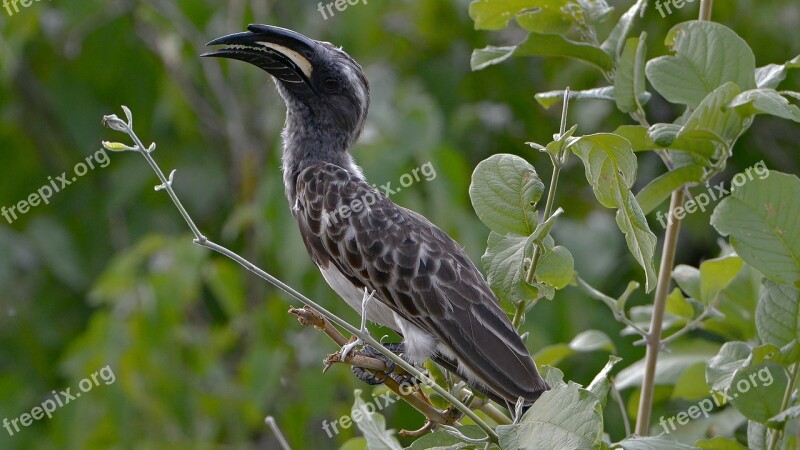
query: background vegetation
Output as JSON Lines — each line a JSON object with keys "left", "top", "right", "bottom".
{"left": 0, "top": 0, "right": 798, "bottom": 448}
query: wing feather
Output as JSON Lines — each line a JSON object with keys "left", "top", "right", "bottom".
{"left": 292, "top": 161, "right": 547, "bottom": 403}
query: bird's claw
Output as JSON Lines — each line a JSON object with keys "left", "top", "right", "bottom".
{"left": 351, "top": 343, "right": 419, "bottom": 387}
{"left": 341, "top": 288, "right": 376, "bottom": 360}
{"left": 340, "top": 336, "right": 363, "bottom": 362}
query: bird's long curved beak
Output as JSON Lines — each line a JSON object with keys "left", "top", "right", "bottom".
{"left": 202, "top": 24, "right": 317, "bottom": 93}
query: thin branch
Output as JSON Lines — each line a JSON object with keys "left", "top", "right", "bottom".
{"left": 635, "top": 189, "right": 685, "bottom": 435}
{"left": 288, "top": 306, "right": 452, "bottom": 426}
{"left": 525, "top": 87, "right": 570, "bottom": 286}
{"left": 610, "top": 379, "right": 631, "bottom": 437}
{"left": 265, "top": 416, "right": 292, "bottom": 450}
{"left": 576, "top": 277, "right": 647, "bottom": 339}
{"left": 101, "top": 107, "right": 499, "bottom": 444}
{"left": 768, "top": 363, "right": 799, "bottom": 450}
{"left": 635, "top": 0, "right": 714, "bottom": 435}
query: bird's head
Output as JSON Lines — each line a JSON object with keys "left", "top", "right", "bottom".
{"left": 202, "top": 25, "right": 369, "bottom": 152}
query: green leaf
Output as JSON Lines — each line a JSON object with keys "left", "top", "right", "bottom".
{"left": 469, "top": 0, "right": 567, "bottom": 32}
{"left": 515, "top": 1, "right": 573, "bottom": 34}
{"left": 614, "top": 34, "right": 647, "bottom": 114}
{"left": 704, "top": 261, "right": 761, "bottom": 341}
{"left": 706, "top": 341, "right": 752, "bottom": 392}
{"left": 729, "top": 88, "right": 800, "bottom": 123}
{"left": 757, "top": 279, "right": 800, "bottom": 347}
{"left": 536, "top": 86, "right": 610, "bottom": 108}
{"left": 756, "top": 64, "right": 788, "bottom": 89}
{"left": 672, "top": 362, "right": 711, "bottom": 400}
{"left": 470, "top": 154, "right": 544, "bottom": 235}
{"left": 569, "top": 329, "right": 615, "bottom": 353}
{"left": 424, "top": 360, "right": 451, "bottom": 409}
{"left": 666, "top": 288, "right": 695, "bottom": 319}
{"left": 471, "top": 33, "right": 614, "bottom": 72}
{"left": 533, "top": 330, "right": 614, "bottom": 367}
{"left": 613, "top": 435, "right": 700, "bottom": 449}
{"left": 587, "top": 355, "right": 622, "bottom": 408}
{"left": 645, "top": 21, "right": 756, "bottom": 108}
{"left": 699, "top": 256, "right": 743, "bottom": 305}
{"left": 784, "top": 91, "right": 800, "bottom": 101}
{"left": 729, "top": 363, "right": 788, "bottom": 424}
{"left": 711, "top": 172, "right": 800, "bottom": 287}
{"left": 471, "top": 45, "right": 517, "bottom": 71}
{"left": 695, "top": 436, "right": 748, "bottom": 450}
{"left": 617, "top": 346, "right": 717, "bottom": 390}
{"left": 749, "top": 341, "right": 800, "bottom": 367}
{"left": 351, "top": 390, "right": 403, "bottom": 450}
{"left": 680, "top": 82, "right": 746, "bottom": 150}
{"left": 748, "top": 420, "right": 768, "bottom": 450}
{"left": 673, "top": 264, "right": 702, "bottom": 300}
{"left": 404, "top": 426, "right": 483, "bottom": 449}
{"left": 497, "top": 382, "right": 603, "bottom": 449}
{"left": 535, "top": 245, "right": 574, "bottom": 289}
{"left": 530, "top": 208, "right": 564, "bottom": 242}
{"left": 755, "top": 55, "right": 800, "bottom": 89}
{"left": 570, "top": 133, "right": 657, "bottom": 291}
{"left": 533, "top": 343, "right": 574, "bottom": 367}
{"left": 767, "top": 403, "right": 800, "bottom": 428}
{"left": 637, "top": 166, "right": 705, "bottom": 215}
{"left": 600, "top": 0, "right": 647, "bottom": 58}
{"left": 340, "top": 437, "right": 367, "bottom": 450}
{"left": 541, "top": 364, "right": 567, "bottom": 387}
{"left": 613, "top": 125, "right": 717, "bottom": 160}
{"left": 648, "top": 123, "right": 682, "bottom": 147}
{"left": 482, "top": 232, "right": 537, "bottom": 305}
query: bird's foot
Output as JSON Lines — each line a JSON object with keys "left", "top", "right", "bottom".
{"left": 351, "top": 343, "right": 418, "bottom": 387}
{"left": 339, "top": 335, "right": 363, "bottom": 362}
{"left": 339, "top": 288, "right": 376, "bottom": 361}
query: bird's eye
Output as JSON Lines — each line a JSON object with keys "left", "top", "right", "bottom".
{"left": 323, "top": 77, "right": 340, "bottom": 92}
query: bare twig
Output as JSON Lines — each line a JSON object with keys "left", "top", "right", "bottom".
{"left": 265, "top": 416, "right": 292, "bottom": 450}
{"left": 288, "top": 305, "right": 456, "bottom": 428}
{"left": 635, "top": 189, "right": 685, "bottom": 435}
{"left": 634, "top": 0, "right": 714, "bottom": 435}
{"left": 101, "top": 107, "right": 497, "bottom": 443}
{"left": 610, "top": 380, "right": 631, "bottom": 437}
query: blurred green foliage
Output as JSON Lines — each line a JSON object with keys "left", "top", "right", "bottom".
{"left": 0, "top": 0, "right": 798, "bottom": 448}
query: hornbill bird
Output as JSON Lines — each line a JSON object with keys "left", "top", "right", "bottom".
{"left": 202, "top": 25, "right": 549, "bottom": 410}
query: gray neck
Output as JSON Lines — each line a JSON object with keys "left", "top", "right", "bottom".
{"left": 280, "top": 103, "right": 362, "bottom": 203}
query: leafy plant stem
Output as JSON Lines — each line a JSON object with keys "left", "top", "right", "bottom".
{"left": 525, "top": 87, "right": 570, "bottom": 286}
{"left": 512, "top": 299, "right": 528, "bottom": 329}
{"left": 634, "top": 189, "right": 686, "bottom": 435}
{"left": 576, "top": 277, "right": 647, "bottom": 338}
{"left": 653, "top": 299, "right": 718, "bottom": 347}
{"left": 102, "top": 107, "right": 500, "bottom": 445}
{"left": 768, "top": 363, "right": 799, "bottom": 450}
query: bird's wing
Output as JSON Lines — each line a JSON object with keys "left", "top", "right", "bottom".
{"left": 292, "top": 161, "right": 547, "bottom": 403}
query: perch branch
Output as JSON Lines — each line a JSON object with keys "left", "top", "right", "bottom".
{"left": 101, "top": 106, "right": 498, "bottom": 443}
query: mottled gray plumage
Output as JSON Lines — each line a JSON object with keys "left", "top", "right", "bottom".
{"left": 203, "top": 24, "right": 548, "bottom": 406}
